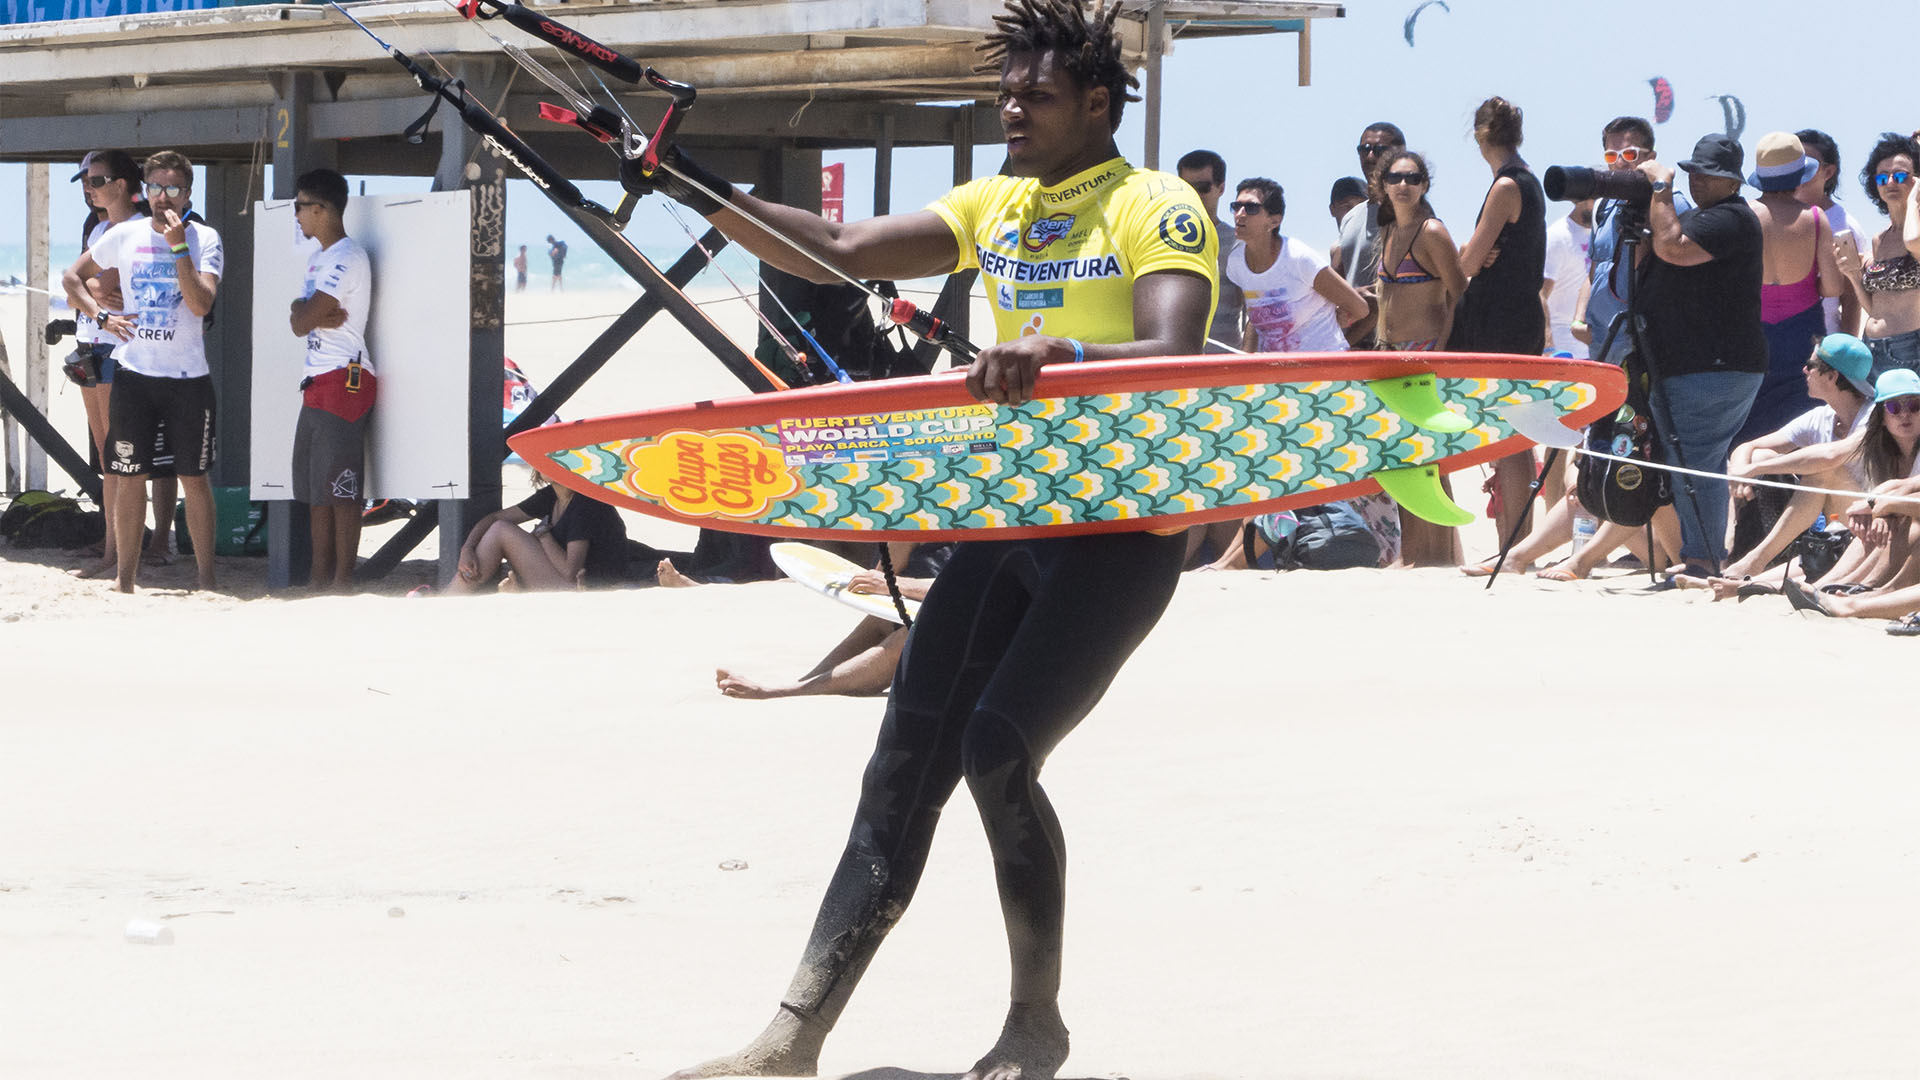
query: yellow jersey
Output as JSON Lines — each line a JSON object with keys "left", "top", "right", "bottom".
{"left": 928, "top": 156, "right": 1218, "bottom": 346}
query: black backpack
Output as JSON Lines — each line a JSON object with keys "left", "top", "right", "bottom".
{"left": 0, "top": 491, "right": 106, "bottom": 549}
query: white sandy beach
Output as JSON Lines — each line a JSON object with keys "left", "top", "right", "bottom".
{"left": 4, "top": 287, "right": 1920, "bottom": 1078}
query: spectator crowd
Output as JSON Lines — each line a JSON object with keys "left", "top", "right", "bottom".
{"left": 23, "top": 99, "right": 1920, "bottom": 637}
{"left": 1177, "top": 102, "right": 1920, "bottom": 636}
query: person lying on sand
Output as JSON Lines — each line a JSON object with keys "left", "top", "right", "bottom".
{"left": 716, "top": 564, "right": 933, "bottom": 699}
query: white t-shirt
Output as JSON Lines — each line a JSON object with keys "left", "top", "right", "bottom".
{"left": 1543, "top": 213, "right": 1592, "bottom": 358}
{"left": 88, "top": 217, "right": 223, "bottom": 379}
{"left": 75, "top": 217, "right": 116, "bottom": 347}
{"left": 301, "top": 235, "right": 374, "bottom": 379}
{"left": 1823, "top": 202, "right": 1875, "bottom": 335}
{"left": 1780, "top": 402, "right": 1870, "bottom": 487}
{"left": 1227, "top": 237, "right": 1346, "bottom": 353}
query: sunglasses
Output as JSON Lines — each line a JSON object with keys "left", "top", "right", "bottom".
{"left": 294, "top": 199, "right": 326, "bottom": 211}
{"left": 1229, "top": 200, "right": 1266, "bottom": 215}
{"left": 1357, "top": 144, "right": 1390, "bottom": 156}
{"left": 1874, "top": 170, "right": 1913, "bottom": 187}
{"left": 144, "top": 183, "right": 188, "bottom": 199}
{"left": 1187, "top": 180, "right": 1216, "bottom": 194}
{"left": 85, "top": 175, "right": 119, "bottom": 189}
{"left": 1884, "top": 396, "right": 1920, "bottom": 417}
{"left": 1602, "top": 147, "right": 1648, "bottom": 166}
{"left": 1382, "top": 172, "right": 1427, "bottom": 186}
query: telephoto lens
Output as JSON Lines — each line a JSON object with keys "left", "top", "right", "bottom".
{"left": 1544, "top": 165, "right": 1654, "bottom": 207}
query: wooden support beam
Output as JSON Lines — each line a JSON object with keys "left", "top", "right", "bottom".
{"left": 25, "top": 163, "right": 51, "bottom": 491}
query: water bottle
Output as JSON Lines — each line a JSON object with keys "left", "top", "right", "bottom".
{"left": 1571, "top": 510, "right": 1598, "bottom": 555}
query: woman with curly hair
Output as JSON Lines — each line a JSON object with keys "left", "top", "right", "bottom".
{"left": 1833, "top": 133, "right": 1920, "bottom": 378}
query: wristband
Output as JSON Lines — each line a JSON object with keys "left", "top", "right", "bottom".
{"left": 1068, "top": 338, "right": 1085, "bottom": 363}
{"left": 170, "top": 243, "right": 189, "bottom": 255}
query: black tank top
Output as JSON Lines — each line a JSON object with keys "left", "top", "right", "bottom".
{"left": 1447, "top": 161, "right": 1547, "bottom": 355}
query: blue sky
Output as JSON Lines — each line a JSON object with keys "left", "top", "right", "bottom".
{"left": 5, "top": 0, "right": 1917, "bottom": 283}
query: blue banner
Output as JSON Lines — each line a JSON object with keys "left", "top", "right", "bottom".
{"left": 4, "top": 0, "right": 228, "bottom": 26}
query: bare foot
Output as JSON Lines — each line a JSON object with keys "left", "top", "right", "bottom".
{"left": 71, "top": 558, "right": 118, "bottom": 580}
{"left": 963, "top": 1002, "right": 1070, "bottom": 1080}
{"left": 715, "top": 668, "right": 791, "bottom": 699}
{"left": 1534, "top": 560, "right": 1587, "bottom": 582}
{"left": 657, "top": 558, "right": 699, "bottom": 588}
{"left": 664, "top": 1007, "right": 822, "bottom": 1079}
{"left": 142, "top": 548, "right": 176, "bottom": 568}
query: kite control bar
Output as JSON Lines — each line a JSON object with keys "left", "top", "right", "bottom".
{"left": 446, "top": 0, "right": 986, "bottom": 366}
{"left": 887, "top": 299, "right": 978, "bottom": 363}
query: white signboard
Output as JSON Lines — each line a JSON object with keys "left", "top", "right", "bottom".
{"left": 250, "top": 190, "right": 470, "bottom": 500}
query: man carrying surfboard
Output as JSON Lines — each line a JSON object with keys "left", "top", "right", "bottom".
{"left": 624, "top": 2, "right": 1216, "bottom": 1077}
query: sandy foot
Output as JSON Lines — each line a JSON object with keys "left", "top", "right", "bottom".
{"left": 963, "top": 1002, "right": 1070, "bottom": 1080}
{"left": 663, "top": 1007, "right": 822, "bottom": 1079}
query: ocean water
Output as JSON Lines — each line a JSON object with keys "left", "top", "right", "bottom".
{"left": 1, "top": 240, "right": 750, "bottom": 297}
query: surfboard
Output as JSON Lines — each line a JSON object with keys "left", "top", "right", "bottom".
{"left": 508, "top": 351, "right": 1626, "bottom": 542}
{"left": 770, "top": 542, "right": 922, "bottom": 624}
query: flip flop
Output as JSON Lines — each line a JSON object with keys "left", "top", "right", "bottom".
{"left": 1886, "top": 614, "right": 1920, "bottom": 637}
{"left": 1735, "top": 582, "right": 1779, "bottom": 601}
{"left": 1819, "top": 582, "right": 1873, "bottom": 596}
{"left": 1535, "top": 564, "right": 1585, "bottom": 582}
{"left": 1783, "top": 576, "right": 1832, "bottom": 616}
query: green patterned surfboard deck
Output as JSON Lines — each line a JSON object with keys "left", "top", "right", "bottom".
{"left": 509, "top": 354, "right": 1624, "bottom": 542}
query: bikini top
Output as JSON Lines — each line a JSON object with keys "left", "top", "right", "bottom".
{"left": 1863, "top": 253, "right": 1920, "bottom": 294}
{"left": 1377, "top": 225, "right": 1439, "bottom": 285}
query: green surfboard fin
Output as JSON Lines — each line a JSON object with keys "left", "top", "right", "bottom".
{"left": 1374, "top": 464, "right": 1475, "bottom": 526}
{"left": 1366, "top": 373, "right": 1474, "bottom": 433}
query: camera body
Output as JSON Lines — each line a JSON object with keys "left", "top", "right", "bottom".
{"left": 1543, "top": 165, "right": 1653, "bottom": 209}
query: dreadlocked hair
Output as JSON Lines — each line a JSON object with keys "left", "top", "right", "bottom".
{"left": 977, "top": 0, "right": 1140, "bottom": 133}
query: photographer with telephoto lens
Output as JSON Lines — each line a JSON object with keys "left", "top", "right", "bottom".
{"left": 1636, "top": 134, "right": 1768, "bottom": 577}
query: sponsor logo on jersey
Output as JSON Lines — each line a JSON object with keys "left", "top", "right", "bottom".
{"left": 1039, "top": 163, "right": 1124, "bottom": 205}
{"left": 997, "top": 283, "right": 1016, "bottom": 311}
{"left": 1157, "top": 206, "right": 1207, "bottom": 254}
{"left": 1016, "top": 288, "right": 1064, "bottom": 310}
{"left": 1022, "top": 213, "right": 1076, "bottom": 252}
{"left": 975, "top": 246, "right": 1123, "bottom": 284}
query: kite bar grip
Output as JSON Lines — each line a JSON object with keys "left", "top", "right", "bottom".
{"left": 888, "top": 299, "right": 978, "bottom": 362}
{"left": 475, "top": 0, "right": 647, "bottom": 84}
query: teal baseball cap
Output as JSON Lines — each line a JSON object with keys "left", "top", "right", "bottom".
{"left": 1873, "top": 367, "right": 1920, "bottom": 404}
{"left": 1815, "top": 334, "right": 1875, "bottom": 397}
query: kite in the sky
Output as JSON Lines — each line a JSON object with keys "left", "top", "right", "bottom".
{"left": 1403, "top": 0, "right": 1450, "bottom": 46}
{"left": 1713, "top": 94, "right": 1747, "bottom": 143}
{"left": 1647, "top": 77, "right": 1674, "bottom": 124}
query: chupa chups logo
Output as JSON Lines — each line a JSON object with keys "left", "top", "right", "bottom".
{"left": 1023, "top": 213, "right": 1076, "bottom": 252}
{"left": 627, "top": 429, "right": 799, "bottom": 520}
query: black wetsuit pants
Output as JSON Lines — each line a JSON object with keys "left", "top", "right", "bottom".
{"left": 780, "top": 530, "right": 1186, "bottom": 1025}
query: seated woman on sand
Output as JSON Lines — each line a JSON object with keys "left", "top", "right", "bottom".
{"left": 1686, "top": 335, "right": 1878, "bottom": 598}
{"left": 715, "top": 542, "right": 945, "bottom": 699}
{"left": 441, "top": 477, "right": 627, "bottom": 594}
{"left": 1785, "top": 368, "right": 1920, "bottom": 626}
